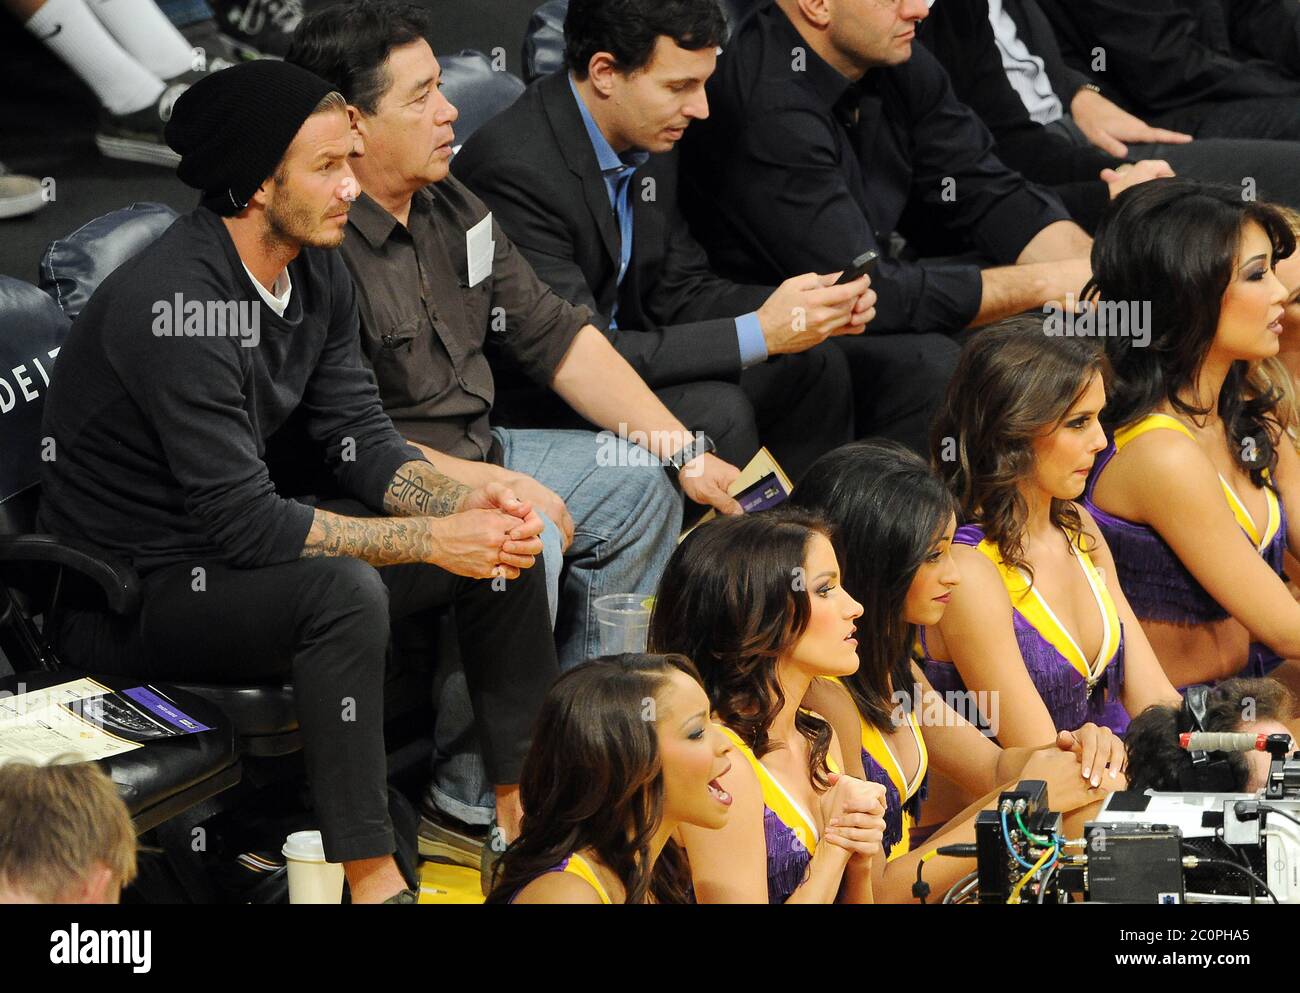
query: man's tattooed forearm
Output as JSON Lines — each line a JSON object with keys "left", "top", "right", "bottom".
{"left": 383, "top": 462, "right": 471, "bottom": 518}
{"left": 301, "top": 511, "right": 436, "bottom": 566}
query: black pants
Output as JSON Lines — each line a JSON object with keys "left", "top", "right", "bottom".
{"left": 1050, "top": 114, "right": 1300, "bottom": 211}
{"left": 1147, "top": 96, "right": 1300, "bottom": 144}
{"left": 833, "top": 332, "right": 960, "bottom": 457}
{"left": 54, "top": 502, "right": 559, "bottom": 863}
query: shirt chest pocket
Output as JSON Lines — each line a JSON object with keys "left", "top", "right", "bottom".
{"left": 458, "top": 277, "right": 493, "bottom": 341}
{"left": 369, "top": 317, "right": 437, "bottom": 409}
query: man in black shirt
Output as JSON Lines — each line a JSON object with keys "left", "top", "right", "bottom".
{"left": 1042, "top": 0, "right": 1300, "bottom": 141}
{"left": 681, "top": 0, "right": 1093, "bottom": 347}
{"left": 38, "top": 60, "right": 556, "bottom": 903}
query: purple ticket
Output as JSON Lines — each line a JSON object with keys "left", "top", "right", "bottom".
{"left": 737, "top": 472, "right": 789, "bottom": 513}
{"left": 122, "top": 686, "right": 211, "bottom": 733}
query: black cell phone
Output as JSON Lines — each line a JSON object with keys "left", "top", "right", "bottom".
{"left": 835, "top": 249, "right": 879, "bottom": 285}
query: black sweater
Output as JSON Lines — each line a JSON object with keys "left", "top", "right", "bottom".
{"left": 38, "top": 207, "right": 422, "bottom": 573}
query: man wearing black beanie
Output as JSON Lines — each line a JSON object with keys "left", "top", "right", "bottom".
{"left": 38, "top": 60, "right": 562, "bottom": 904}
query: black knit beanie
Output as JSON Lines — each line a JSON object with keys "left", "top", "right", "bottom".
{"left": 165, "top": 60, "right": 338, "bottom": 217}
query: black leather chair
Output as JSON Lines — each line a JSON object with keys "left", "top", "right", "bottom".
{"left": 0, "top": 275, "right": 241, "bottom": 837}
{"left": 521, "top": 0, "right": 566, "bottom": 83}
{"left": 39, "top": 202, "right": 179, "bottom": 320}
{"left": 521, "top": 0, "right": 758, "bottom": 82}
{"left": 440, "top": 49, "right": 525, "bottom": 148}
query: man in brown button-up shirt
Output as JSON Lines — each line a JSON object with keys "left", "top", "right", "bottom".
{"left": 341, "top": 180, "right": 584, "bottom": 464}
{"left": 292, "top": 5, "right": 743, "bottom": 856}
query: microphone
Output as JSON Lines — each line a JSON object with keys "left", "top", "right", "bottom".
{"left": 1179, "top": 732, "right": 1268, "bottom": 753}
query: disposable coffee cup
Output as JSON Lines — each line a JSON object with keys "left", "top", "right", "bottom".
{"left": 594, "top": 593, "right": 654, "bottom": 655}
{"left": 281, "top": 830, "right": 345, "bottom": 905}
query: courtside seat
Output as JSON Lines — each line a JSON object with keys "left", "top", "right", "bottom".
{"left": 0, "top": 275, "right": 241, "bottom": 836}
{"left": 39, "top": 201, "right": 179, "bottom": 319}
{"left": 0, "top": 670, "right": 239, "bottom": 834}
{"left": 440, "top": 49, "right": 526, "bottom": 148}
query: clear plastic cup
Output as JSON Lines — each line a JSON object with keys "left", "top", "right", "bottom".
{"left": 281, "top": 830, "right": 345, "bottom": 904}
{"left": 594, "top": 593, "right": 655, "bottom": 655}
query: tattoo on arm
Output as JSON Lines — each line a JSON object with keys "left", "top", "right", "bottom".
{"left": 301, "top": 510, "right": 437, "bottom": 566}
{"left": 383, "top": 461, "right": 471, "bottom": 518}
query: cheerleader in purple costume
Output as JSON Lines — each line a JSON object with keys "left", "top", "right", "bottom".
{"left": 1080, "top": 179, "right": 1300, "bottom": 696}
{"left": 650, "top": 510, "right": 889, "bottom": 903}
{"left": 924, "top": 318, "right": 1182, "bottom": 760}
{"left": 794, "top": 441, "right": 1116, "bottom": 901}
{"left": 487, "top": 654, "right": 733, "bottom": 905}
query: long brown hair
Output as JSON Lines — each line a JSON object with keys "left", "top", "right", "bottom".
{"left": 484, "top": 654, "right": 701, "bottom": 904}
{"left": 648, "top": 509, "right": 836, "bottom": 791}
{"left": 931, "top": 315, "right": 1109, "bottom": 578}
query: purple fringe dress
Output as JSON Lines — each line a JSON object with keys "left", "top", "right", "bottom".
{"left": 717, "top": 724, "right": 831, "bottom": 903}
{"left": 861, "top": 746, "right": 928, "bottom": 858}
{"left": 762, "top": 810, "right": 813, "bottom": 904}
{"left": 1082, "top": 438, "right": 1287, "bottom": 681}
{"left": 921, "top": 524, "right": 1130, "bottom": 737}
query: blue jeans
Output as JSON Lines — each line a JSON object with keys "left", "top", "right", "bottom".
{"left": 426, "top": 428, "right": 682, "bottom": 823}
{"left": 157, "top": 0, "right": 214, "bottom": 28}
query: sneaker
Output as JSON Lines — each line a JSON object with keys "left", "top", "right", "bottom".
{"left": 417, "top": 805, "right": 485, "bottom": 869}
{"left": 0, "top": 165, "right": 46, "bottom": 220}
{"left": 211, "top": 0, "right": 302, "bottom": 58}
{"left": 95, "top": 83, "right": 188, "bottom": 167}
{"left": 180, "top": 16, "right": 262, "bottom": 68}
{"left": 381, "top": 887, "right": 420, "bottom": 905}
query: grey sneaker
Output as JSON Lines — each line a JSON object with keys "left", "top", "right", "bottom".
{"left": 381, "top": 887, "right": 419, "bottom": 905}
{"left": 181, "top": 17, "right": 263, "bottom": 65}
{"left": 0, "top": 165, "right": 45, "bottom": 219}
{"left": 417, "top": 806, "right": 485, "bottom": 869}
{"left": 95, "top": 83, "right": 188, "bottom": 167}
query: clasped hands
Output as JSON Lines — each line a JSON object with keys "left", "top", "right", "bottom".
{"left": 435, "top": 481, "right": 546, "bottom": 581}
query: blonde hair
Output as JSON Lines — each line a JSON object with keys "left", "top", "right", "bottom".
{"left": 0, "top": 758, "right": 136, "bottom": 901}
{"left": 314, "top": 90, "right": 348, "bottom": 116}
{"left": 1253, "top": 203, "right": 1300, "bottom": 438}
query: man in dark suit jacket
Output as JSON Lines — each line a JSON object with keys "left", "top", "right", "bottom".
{"left": 453, "top": 0, "right": 891, "bottom": 477}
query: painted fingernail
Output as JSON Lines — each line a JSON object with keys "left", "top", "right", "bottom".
{"left": 1092, "top": 775, "right": 1101, "bottom": 787}
{"left": 1082, "top": 767, "right": 1091, "bottom": 778}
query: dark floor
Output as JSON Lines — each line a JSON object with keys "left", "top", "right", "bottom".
{"left": 0, "top": 0, "right": 542, "bottom": 282}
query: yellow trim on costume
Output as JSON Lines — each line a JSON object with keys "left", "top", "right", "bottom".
{"left": 562, "top": 854, "right": 612, "bottom": 904}
{"left": 859, "top": 711, "right": 929, "bottom": 802}
{"left": 1114, "top": 413, "right": 1279, "bottom": 550}
{"left": 860, "top": 711, "right": 928, "bottom": 861}
{"left": 717, "top": 723, "right": 837, "bottom": 855}
{"left": 971, "top": 537, "right": 1121, "bottom": 687}
{"left": 824, "top": 677, "right": 929, "bottom": 860}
